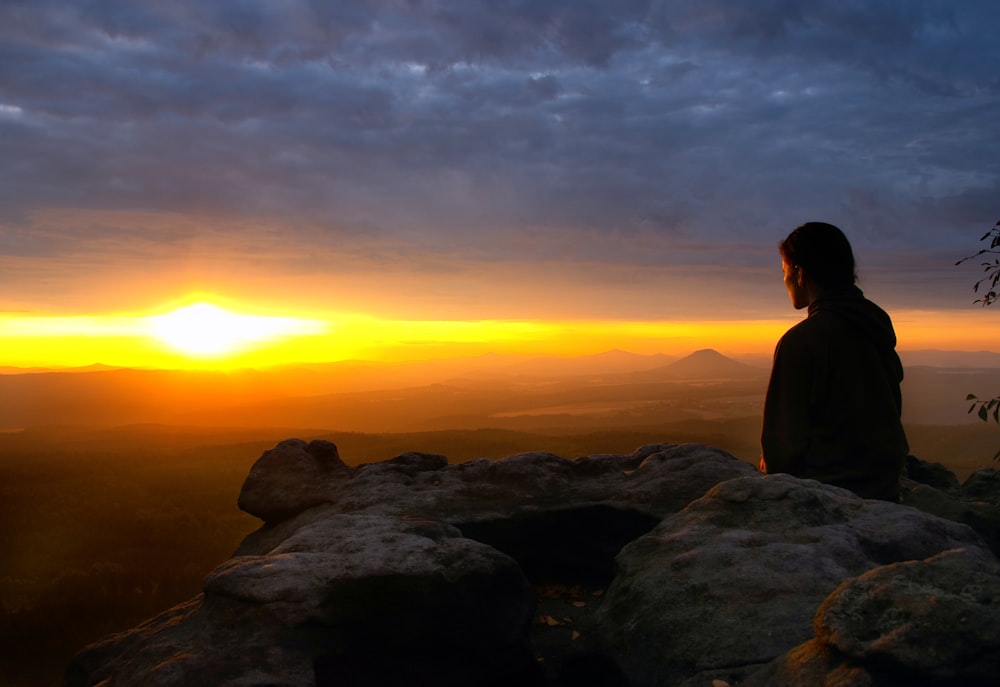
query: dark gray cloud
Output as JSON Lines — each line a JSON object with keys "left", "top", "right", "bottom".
{"left": 0, "top": 0, "right": 997, "bottom": 315}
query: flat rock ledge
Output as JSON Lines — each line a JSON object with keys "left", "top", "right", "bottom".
{"left": 66, "top": 441, "right": 1000, "bottom": 687}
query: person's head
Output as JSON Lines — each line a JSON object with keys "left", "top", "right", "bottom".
{"left": 779, "top": 222, "right": 857, "bottom": 309}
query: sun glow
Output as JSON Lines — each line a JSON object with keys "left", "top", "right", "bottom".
{"left": 1, "top": 301, "right": 998, "bottom": 371}
{"left": 145, "top": 303, "right": 326, "bottom": 358}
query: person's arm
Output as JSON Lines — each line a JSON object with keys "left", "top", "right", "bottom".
{"left": 760, "top": 334, "right": 812, "bottom": 475}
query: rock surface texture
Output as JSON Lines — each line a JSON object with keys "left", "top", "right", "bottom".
{"left": 900, "top": 459, "right": 1000, "bottom": 557}
{"left": 742, "top": 547, "right": 1000, "bottom": 687}
{"left": 66, "top": 441, "right": 1000, "bottom": 687}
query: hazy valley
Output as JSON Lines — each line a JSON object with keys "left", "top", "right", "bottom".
{"left": 4, "top": 348, "right": 999, "bottom": 432}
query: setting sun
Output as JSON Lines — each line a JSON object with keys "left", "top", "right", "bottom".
{"left": 145, "top": 302, "right": 326, "bottom": 358}
{"left": 2, "top": 298, "right": 1000, "bottom": 371}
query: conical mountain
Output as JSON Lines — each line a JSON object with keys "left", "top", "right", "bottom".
{"left": 649, "top": 349, "right": 764, "bottom": 380}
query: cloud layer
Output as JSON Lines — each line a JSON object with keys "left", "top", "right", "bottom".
{"left": 0, "top": 0, "right": 997, "bottom": 317}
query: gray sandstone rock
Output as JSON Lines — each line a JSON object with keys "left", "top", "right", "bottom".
{"left": 817, "top": 547, "right": 1000, "bottom": 682}
{"left": 238, "top": 441, "right": 759, "bottom": 525}
{"left": 963, "top": 466, "right": 1000, "bottom": 505}
{"left": 901, "top": 462, "right": 1000, "bottom": 557}
{"left": 237, "top": 439, "right": 351, "bottom": 521}
{"left": 591, "top": 474, "right": 989, "bottom": 687}
{"left": 69, "top": 442, "right": 757, "bottom": 687}
{"left": 69, "top": 513, "right": 538, "bottom": 687}
{"left": 743, "top": 547, "right": 1000, "bottom": 686}
{"left": 904, "top": 454, "right": 960, "bottom": 492}
{"left": 67, "top": 442, "right": 999, "bottom": 687}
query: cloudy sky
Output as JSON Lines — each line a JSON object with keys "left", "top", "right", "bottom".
{"left": 1, "top": 0, "right": 998, "bottom": 342}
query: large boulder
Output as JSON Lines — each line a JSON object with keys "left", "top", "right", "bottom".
{"left": 744, "top": 547, "right": 1000, "bottom": 686}
{"left": 590, "top": 474, "right": 990, "bottom": 687}
{"left": 67, "top": 442, "right": 758, "bottom": 687}
{"left": 237, "top": 439, "right": 351, "bottom": 521}
{"left": 66, "top": 442, "right": 997, "bottom": 687}
{"left": 902, "top": 459, "right": 1000, "bottom": 557}
{"left": 67, "top": 513, "right": 539, "bottom": 687}
{"left": 237, "top": 440, "right": 759, "bottom": 525}
{"left": 962, "top": 466, "right": 1000, "bottom": 505}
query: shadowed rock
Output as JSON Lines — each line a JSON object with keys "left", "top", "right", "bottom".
{"left": 68, "top": 514, "right": 539, "bottom": 687}
{"left": 66, "top": 443, "right": 998, "bottom": 687}
{"left": 68, "top": 442, "right": 756, "bottom": 687}
{"left": 963, "top": 466, "right": 1000, "bottom": 505}
{"left": 237, "top": 439, "right": 351, "bottom": 521}
{"left": 591, "top": 474, "right": 990, "bottom": 687}
{"left": 902, "top": 458, "right": 1000, "bottom": 557}
{"left": 238, "top": 440, "right": 758, "bottom": 526}
{"left": 743, "top": 547, "right": 1000, "bottom": 686}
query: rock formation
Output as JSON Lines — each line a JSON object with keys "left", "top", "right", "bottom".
{"left": 66, "top": 441, "right": 1000, "bottom": 687}
{"left": 900, "top": 458, "right": 1000, "bottom": 557}
{"left": 742, "top": 547, "right": 1000, "bottom": 687}
{"left": 590, "top": 474, "right": 991, "bottom": 687}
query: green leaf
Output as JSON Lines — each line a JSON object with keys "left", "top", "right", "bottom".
{"left": 967, "top": 393, "right": 979, "bottom": 400}
{"left": 979, "top": 405, "right": 989, "bottom": 421}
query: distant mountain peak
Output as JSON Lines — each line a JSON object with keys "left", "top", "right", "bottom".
{"left": 654, "top": 349, "right": 762, "bottom": 380}
{"left": 686, "top": 348, "right": 725, "bottom": 358}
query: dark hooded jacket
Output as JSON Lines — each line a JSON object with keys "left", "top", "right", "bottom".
{"left": 760, "top": 285, "right": 908, "bottom": 500}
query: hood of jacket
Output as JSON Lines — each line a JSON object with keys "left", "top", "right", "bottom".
{"left": 807, "top": 285, "right": 898, "bottom": 352}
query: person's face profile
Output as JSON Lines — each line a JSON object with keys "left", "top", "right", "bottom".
{"left": 782, "top": 258, "right": 809, "bottom": 310}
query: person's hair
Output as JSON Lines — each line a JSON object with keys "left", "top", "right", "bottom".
{"left": 779, "top": 222, "right": 857, "bottom": 288}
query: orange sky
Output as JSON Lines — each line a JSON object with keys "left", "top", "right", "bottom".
{"left": 4, "top": 214, "right": 998, "bottom": 371}
{"left": 2, "top": 294, "right": 998, "bottom": 370}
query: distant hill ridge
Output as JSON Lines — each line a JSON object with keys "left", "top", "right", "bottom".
{"left": 5, "top": 349, "right": 1000, "bottom": 430}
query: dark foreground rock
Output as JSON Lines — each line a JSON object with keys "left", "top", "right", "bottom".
{"left": 68, "top": 515, "right": 537, "bottom": 687}
{"left": 590, "top": 474, "right": 988, "bottom": 687}
{"left": 66, "top": 441, "right": 1000, "bottom": 687}
{"left": 743, "top": 547, "right": 1000, "bottom": 687}
{"left": 902, "top": 458, "right": 1000, "bottom": 557}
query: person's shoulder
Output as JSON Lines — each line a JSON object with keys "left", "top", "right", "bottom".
{"left": 780, "top": 311, "right": 830, "bottom": 341}
{"left": 861, "top": 296, "right": 895, "bottom": 325}
{"left": 775, "top": 312, "right": 837, "bottom": 361}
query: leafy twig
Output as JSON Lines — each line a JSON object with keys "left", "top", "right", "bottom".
{"left": 955, "top": 220, "right": 1000, "bottom": 307}
{"left": 957, "top": 221, "right": 1000, "bottom": 461}
{"left": 966, "top": 394, "right": 1000, "bottom": 424}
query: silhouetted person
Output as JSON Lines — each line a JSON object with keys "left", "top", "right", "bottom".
{"left": 759, "top": 222, "right": 908, "bottom": 501}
